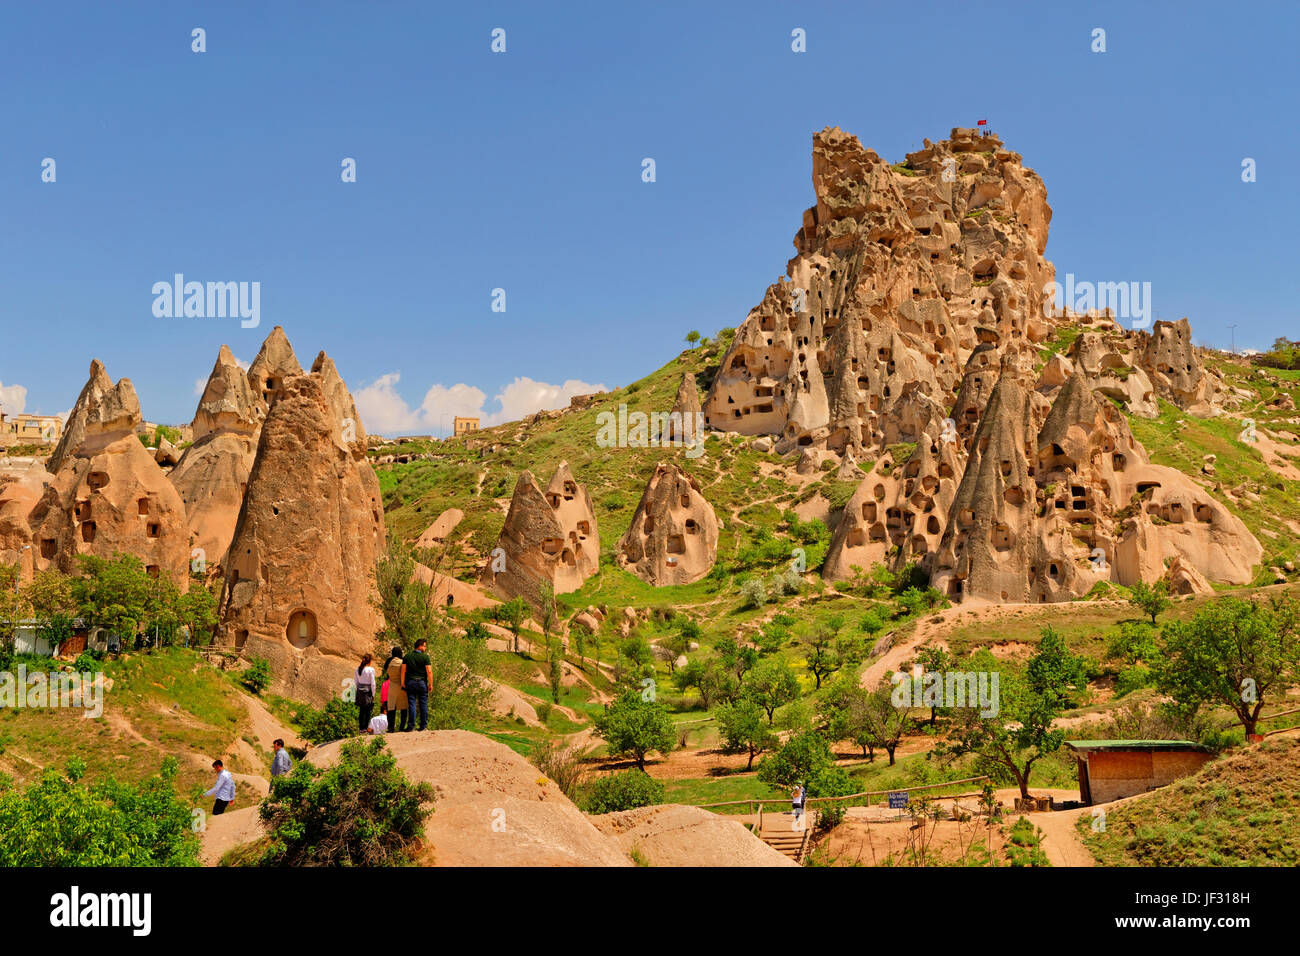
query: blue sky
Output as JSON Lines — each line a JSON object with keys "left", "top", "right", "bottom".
{"left": 2, "top": 0, "right": 1296, "bottom": 432}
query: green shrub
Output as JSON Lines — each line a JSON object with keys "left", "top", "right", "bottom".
{"left": 0, "top": 758, "right": 199, "bottom": 866}
{"left": 72, "top": 650, "right": 104, "bottom": 673}
{"left": 740, "top": 578, "right": 767, "bottom": 609}
{"left": 241, "top": 657, "right": 271, "bottom": 695}
{"left": 257, "top": 737, "right": 434, "bottom": 866}
{"left": 1005, "top": 817, "right": 1051, "bottom": 866}
{"left": 295, "top": 696, "right": 360, "bottom": 745}
{"left": 580, "top": 769, "right": 666, "bottom": 814}
{"left": 1114, "top": 664, "right": 1154, "bottom": 698}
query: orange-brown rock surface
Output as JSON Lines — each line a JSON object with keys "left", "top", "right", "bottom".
{"left": 169, "top": 344, "right": 261, "bottom": 572}
{"left": 709, "top": 125, "right": 1259, "bottom": 600}
{"left": 28, "top": 361, "right": 190, "bottom": 588}
{"left": 216, "top": 368, "right": 386, "bottom": 703}
{"left": 617, "top": 462, "right": 718, "bottom": 585}
{"left": 481, "top": 461, "right": 599, "bottom": 604}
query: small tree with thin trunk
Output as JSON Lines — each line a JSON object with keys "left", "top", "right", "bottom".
{"left": 1157, "top": 595, "right": 1300, "bottom": 737}
{"left": 716, "top": 698, "right": 777, "bottom": 769}
{"left": 1128, "top": 579, "right": 1172, "bottom": 625}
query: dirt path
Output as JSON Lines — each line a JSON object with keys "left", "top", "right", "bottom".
{"left": 199, "top": 805, "right": 263, "bottom": 866}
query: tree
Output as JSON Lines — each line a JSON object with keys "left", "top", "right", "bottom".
{"left": 69, "top": 553, "right": 157, "bottom": 640}
{"left": 801, "top": 616, "right": 865, "bottom": 690}
{"left": 0, "top": 757, "right": 199, "bottom": 866}
{"left": 594, "top": 693, "right": 676, "bottom": 770}
{"left": 820, "top": 679, "right": 876, "bottom": 758}
{"left": 0, "top": 563, "right": 23, "bottom": 653}
{"left": 1128, "top": 579, "right": 1172, "bottom": 625}
{"left": 176, "top": 578, "right": 219, "bottom": 645}
{"left": 685, "top": 330, "right": 701, "bottom": 347}
{"left": 1025, "top": 628, "right": 1089, "bottom": 710}
{"left": 755, "top": 730, "right": 858, "bottom": 826}
{"left": 698, "top": 661, "right": 738, "bottom": 709}
{"left": 716, "top": 637, "right": 757, "bottom": 681}
{"left": 936, "top": 638, "right": 1078, "bottom": 800}
{"left": 1106, "top": 620, "right": 1160, "bottom": 666}
{"left": 861, "top": 681, "right": 915, "bottom": 765}
{"left": 716, "top": 698, "right": 777, "bottom": 769}
{"left": 1156, "top": 596, "right": 1300, "bottom": 737}
{"left": 259, "top": 737, "right": 434, "bottom": 866}
{"left": 914, "top": 645, "right": 954, "bottom": 725}
{"left": 547, "top": 638, "right": 564, "bottom": 705}
{"left": 497, "top": 597, "right": 529, "bottom": 654}
{"left": 744, "top": 657, "right": 801, "bottom": 724}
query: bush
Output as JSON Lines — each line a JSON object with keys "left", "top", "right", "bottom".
{"left": 257, "top": 737, "right": 434, "bottom": 866}
{"left": 0, "top": 758, "right": 199, "bottom": 866}
{"left": 295, "top": 696, "right": 360, "bottom": 745}
{"left": 580, "top": 769, "right": 665, "bottom": 814}
{"left": 72, "top": 650, "right": 104, "bottom": 673}
{"left": 241, "top": 657, "right": 271, "bottom": 695}
{"left": 529, "top": 739, "right": 588, "bottom": 801}
{"left": 1114, "top": 664, "right": 1154, "bottom": 698}
{"left": 740, "top": 578, "right": 767, "bottom": 609}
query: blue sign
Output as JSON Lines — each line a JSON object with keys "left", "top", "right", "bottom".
{"left": 888, "top": 791, "right": 909, "bottom": 810}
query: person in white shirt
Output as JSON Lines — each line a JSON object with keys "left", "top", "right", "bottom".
{"left": 204, "top": 759, "right": 236, "bottom": 815}
{"left": 367, "top": 713, "right": 389, "bottom": 735}
{"left": 355, "top": 653, "right": 377, "bottom": 731}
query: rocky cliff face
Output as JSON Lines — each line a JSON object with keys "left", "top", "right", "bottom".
{"left": 28, "top": 361, "right": 190, "bottom": 589}
{"left": 481, "top": 461, "right": 600, "bottom": 605}
{"left": 724, "top": 126, "right": 1256, "bottom": 601}
{"left": 617, "top": 462, "right": 719, "bottom": 586}
{"left": 170, "top": 345, "right": 261, "bottom": 573}
{"left": 217, "top": 369, "right": 386, "bottom": 703}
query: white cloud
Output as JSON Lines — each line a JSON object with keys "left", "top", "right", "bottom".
{"left": 354, "top": 373, "right": 606, "bottom": 436}
{"left": 0, "top": 381, "right": 28, "bottom": 416}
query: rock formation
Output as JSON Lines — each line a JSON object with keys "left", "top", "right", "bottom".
{"left": 481, "top": 461, "right": 599, "bottom": 604}
{"left": 710, "top": 125, "right": 1258, "bottom": 600}
{"left": 617, "top": 462, "right": 718, "bottom": 585}
{"left": 666, "top": 372, "right": 702, "bottom": 445}
{"left": 216, "top": 369, "right": 386, "bottom": 703}
{"left": 416, "top": 508, "right": 464, "bottom": 549}
{"left": 1136, "top": 318, "right": 1223, "bottom": 415}
{"left": 703, "top": 126, "right": 1054, "bottom": 458}
{"left": 246, "top": 325, "right": 302, "bottom": 421}
{"left": 169, "top": 345, "right": 261, "bottom": 572}
{"left": 28, "top": 361, "right": 190, "bottom": 588}
{"left": 0, "top": 459, "right": 53, "bottom": 581}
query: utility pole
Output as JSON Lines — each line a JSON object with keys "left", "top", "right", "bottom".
{"left": 1228, "top": 323, "right": 1238, "bottom": 354}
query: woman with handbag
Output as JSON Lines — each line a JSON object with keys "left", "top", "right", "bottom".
{"left": 355, "top": 653, "right": 377, "bottom": 731}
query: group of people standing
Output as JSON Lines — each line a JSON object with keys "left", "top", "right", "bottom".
{"left": 353, "top": 641, "right": 434, "bottom": 735}
{"left": 201, "top": 643, "right": 438, "bottom": 819}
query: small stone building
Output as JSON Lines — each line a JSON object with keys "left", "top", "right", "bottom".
{"left": 453, "top": 416, "right": 480, "bottom": 436}
{"left": 1066, "top": 740, "right": 1213, "bottom": 805}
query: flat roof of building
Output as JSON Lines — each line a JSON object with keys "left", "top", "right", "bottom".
{"left": 1066, "top": 739, "right": 1209, "bottom": 753}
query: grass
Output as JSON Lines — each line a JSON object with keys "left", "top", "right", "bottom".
{"left": 0, "top": 646, "right": 253, "bottom": 794}
{"left": 1078, "top": 737, "right": 1300, "bottom": 866}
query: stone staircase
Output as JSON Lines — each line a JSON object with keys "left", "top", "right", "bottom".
{"left": 756, "top": 810, "right": 817, "bottom": 863}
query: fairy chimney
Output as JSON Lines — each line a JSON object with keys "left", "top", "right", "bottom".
{"left": 217, "top": 370, "right": 386, "bottom": 703}
{"left": 481, "top": 461, "right": 599, "bottom": 605}
{"left": 617, "top": 462, "right": 718, "bottom": 586}
{"left": 28, "top": 361, "right": 190, "bottom": 589}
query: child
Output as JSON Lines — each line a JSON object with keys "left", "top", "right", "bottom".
{"left": 380, "top": 677, "right": 390, "bottom": 714}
